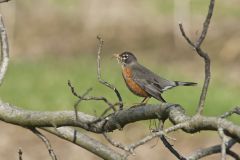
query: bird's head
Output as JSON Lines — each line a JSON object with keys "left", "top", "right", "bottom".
{"left": 113, "top": 51, "right": 137, "bottom": 66}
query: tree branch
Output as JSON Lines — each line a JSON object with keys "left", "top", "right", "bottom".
{"left": 220, "top": 106, "right": 240, "bottom": 118}
{"left": 179, "top": 0, "right": 215, "bottom": 115}
{"left": 218, "top": 127, "right": 227, "bottom": 160}
{"left": 18, "top": 148, "right": 23, "bottom": 160}
{"left": 0, "top": 1, "right": 238, "bottom": 159}
{"left": 68, "top": 80, "right": 117, "bottom": 113}
{"left": 226, "top": 150, "right": 240, "bottom": 160}
{"left": 160, "top": 135, "right": 186, "bottom": 160}
{"left": 67, "top": 82, "right": 93, "bottom": 120}
{"left": 0, "top": 15, "right": 9, "bottom": 86}
{"left": 43, "top": 127, "right": 125, "bottom": 160}
{"left": 195, "top": 0, "right": 215, "bottom": 48}
{"left": 187, "top": 139, "right": 238, "bottom": 160}
{"left": 103, "top": 133, "right": 132, "bottom": 154}
{"left": 96, "top": 36, "right": 123, "bottom": 110}
{"left": 30, "top": 128, "right": 57, "bottom": 160}
{"left": 1, "top": 102, "right": 240, "bottom": 140}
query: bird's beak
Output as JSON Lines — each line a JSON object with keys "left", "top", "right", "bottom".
{"left": 113, "top": 53, "right": 119, "bottom": 58}
{"left": 113, "top": 53, "right": 121, "bottom": 63}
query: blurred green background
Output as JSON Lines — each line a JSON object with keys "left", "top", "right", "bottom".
{"left": 0, "top": 0, "right": 239, "bottom": 121}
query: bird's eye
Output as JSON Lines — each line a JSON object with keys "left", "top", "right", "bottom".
{"left": 122, "top": 54, "right": 128, "bottom": 61}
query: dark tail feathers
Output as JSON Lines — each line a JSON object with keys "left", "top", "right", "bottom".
{"left": 175, "top": 81, "right": 197, "bottom": 86}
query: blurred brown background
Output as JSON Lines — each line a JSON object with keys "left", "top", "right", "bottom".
{"left": 1, "top": 0, "right": 240, "bottom": 63}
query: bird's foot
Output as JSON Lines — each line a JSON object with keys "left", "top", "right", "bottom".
{"left": 130, "top": 102, "right": 147, "bottom": 108}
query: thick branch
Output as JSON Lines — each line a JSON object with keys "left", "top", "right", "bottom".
{"left": 168, "top": 109, "right": 240, "bottom": 140}
{"left": 43, "top": 127, "right": 125, "bottom": 160}
{"left": 0, "top": 102, "right": 96, "bottom": 129}
{"left": 0, "top": 102, "right": 169, "bottom": 132}
{"left": 1, "top": 102, "right": 240, "bottom": 140}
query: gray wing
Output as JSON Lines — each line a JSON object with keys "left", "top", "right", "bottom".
{"left": 131, "top": 64, "right": 176, "bottom": 99}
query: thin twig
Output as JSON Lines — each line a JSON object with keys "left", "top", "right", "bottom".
{"left": 103, "top": 133, "right": 132, "bottom": 154}
{"left": 67, "top": 80, "right": 117, "bottom": 127}
{"left": 179, "top": 0, "right": 215, "bottom": 115}
{"left": 123, "top": 121, "right": 185, "bottom": 154}
{"left": 226, "top": 150, "right": 240, "bottom": 160}
{"left": 96, "top": 35, "right": 123, "bottom": 110}
{"left": 86, "top": 105, "right": 119, "bottom": 125}
{"left": 218, "top": 127, "right": 227, "bottom": 160}
{"left": 18, "top": 148, "right": 23, "bottom": 160}
{"left": 187, "top": 139, "right": 237, "bottom": 160}
{"left": 0, "top": 15, "right": 9, "bottom": 86}
{"left": 103, "top": 121, "right": 185, "bottom": 158}
{"left": 220, "top": 106, "right": 240, "bottom": 118}
{"left": 125, "top": 122, "right": 187, "bottom": 153}
{"left": 165, "top": 122, "right": 189, "bottom": 134}
{"left": 195, "top": 0, "right": 215, "bottom": 48}
{"left": 30, "top": 128, "right": 57, "bottom": 160}
{"left": 178, "top": 23, "right": 195, "bottom": 47}
{"left": 68, "top": 80, "right": 116, "bottom": 112}
{"left": 160, "top": 136, "right": 186, "bottom": 160}
{"left": 155, "top": 119, "right": 186, "bottom": 160}
{"left": 72, "top": 86, "right": 92, "bottom": 121}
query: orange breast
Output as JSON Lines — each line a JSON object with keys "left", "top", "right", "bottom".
{"left": 122, "top": 67, "right": 149, "bottom": 97}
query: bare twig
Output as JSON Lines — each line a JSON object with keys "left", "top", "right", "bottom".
{"left": 179, "top": 0, "right": 215, "bottom": 115}
{"left": 195, "top": 0, "right": 215, "bottom": 48}
{"left": 226, "top": 150, "right": 240, "bottom": 160}
{"left": 165, "top": 122, "right": 189, "bottom": 134}
{"left": 153, "top": 119, "right": 185, "bottom": 159}
{"left": 103, "top": 133, "right": 132, "bottom": 154}
{"left": 187, "top": 139, "right": 237, "bottom": 160}
{"left": 68, "top": 80, "right": 116, "bottom": 112}
{"left": 125, "top": 122, "right": 186, "bottom": 153}
{"left": 127, "top": 131, "right": 165, "bottom": 152}
{"left": 18, "top": 148, "right": 23, "bottom": 160}
{"left": 96, "top": 35, "right": 123, "bottom": 110}
{"left": 71, "top": 84, "right": 92, "bottom": 121}
{"left": 0, "top": 15, "right": 9, "bottom": 86}
{"left": 30, "top": 128, "right": 57, "bottom": 160}
{"left": 220, "top": 106, "right": 240, "bottom": 118}
{"left": 218, "top": 127, "right": 227, "bottom": 160}
{"left": 160, "top": 136, "right": 186, "bottom": 160}
{"left": 179, "top": 24, "right": 195, "bottom": 47}
{"left": 103, "top": 119, "right": 185, "bottom": 158}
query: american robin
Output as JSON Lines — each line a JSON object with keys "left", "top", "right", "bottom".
{"left": 114, "top": 51, "right": 197, "bottom": 103}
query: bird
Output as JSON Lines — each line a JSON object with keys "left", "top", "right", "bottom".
{"left": 113, "top": 51, "right": 197, "bottom": 103}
